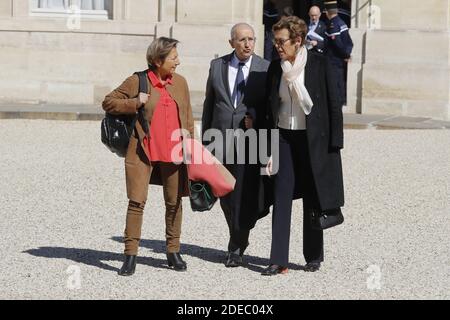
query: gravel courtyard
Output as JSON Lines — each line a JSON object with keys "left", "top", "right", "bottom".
{"left": 0, "top": 119, "right": 448, "bottom": 300}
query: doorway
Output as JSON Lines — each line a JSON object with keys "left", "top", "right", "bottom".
{"left": 265, "top": 0, "right": 352, "bottom": 26}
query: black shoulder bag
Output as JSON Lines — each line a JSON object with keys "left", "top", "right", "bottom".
{"left": 101, "top": 71, "right": 149, "bottom": 157}
{"left": 189, "top": 181, "right": 217, "bottom": 212}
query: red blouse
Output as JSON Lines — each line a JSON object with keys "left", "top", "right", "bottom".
{"left": 145, "top": 70, "right": 182, "bottom": 163}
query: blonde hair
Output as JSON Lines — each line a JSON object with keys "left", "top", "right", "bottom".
{"left": 272, "top": 16, "right": 308, "bottom": 44}
{"left": 146, "top": 37, "right": 179, "bottom": 69}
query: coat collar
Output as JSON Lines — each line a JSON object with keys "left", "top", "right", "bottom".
{"left": 148, "top": 70, "right": 173, "bottom": 88}
{"left": 165, "top": 74, "right": 187, "bottom": 117}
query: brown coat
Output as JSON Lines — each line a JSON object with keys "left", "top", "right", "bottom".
{"left": 102, "top": 72, "right": 195, "bottom": 202}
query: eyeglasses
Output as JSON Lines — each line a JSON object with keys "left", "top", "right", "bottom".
{"left": 235, "top": 37, "right": 256, "bottom": 44}
{"left": 272, "top": 38, "right": 292, "bottom": 47}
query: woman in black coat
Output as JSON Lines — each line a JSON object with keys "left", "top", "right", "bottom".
{"left": 261, "top": 16, "right": 345, "bottom": 276}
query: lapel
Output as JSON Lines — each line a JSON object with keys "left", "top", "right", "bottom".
{"left": 317, "top": 21, "right": 324, "bottom": 34}
{"left": 166, "top": 77, "right": 187, "bottom": 127}
{"left": 166, "top": 81, "right": 182, "bottom": 108}
{"left": 221, "top": 53, "right": 235, "bottom": 110}
{"left": 145, "top": 79, "right": 160, "bottom": 125}
{"left": 304, "top": 51, "right": 315, "bottom": 98}
{"left": 269, "top": 61, "right": 282, "bottom": 127}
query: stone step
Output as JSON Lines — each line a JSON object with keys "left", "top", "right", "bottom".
{"left": 1, "top": 104, "right": 449, "bottom": 129}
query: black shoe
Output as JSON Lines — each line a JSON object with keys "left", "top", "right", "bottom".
{"left": 304, "top": 262, "right": 321, "bottom": 272}
{"left": 118, "top": 255, "right": 137, "bottom": 276}
{"left": 225, "top": 252, "right": 243, "bottom": 268}
{"left": 166, "top": 253, "right": 187, "bottom": 272}
{"left": 261, "top": 264, "right": 288, "bottom": 276}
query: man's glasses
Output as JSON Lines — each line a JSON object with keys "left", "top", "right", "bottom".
{"left": 235, "top": 37, "right": 256, "bottom": 44}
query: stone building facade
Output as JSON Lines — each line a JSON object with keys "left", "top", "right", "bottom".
{"left": 349, "top": 0, "right": 450, "bottom": 120}
{"left": 0, "top": 0, "right": 449, "bottom": 120}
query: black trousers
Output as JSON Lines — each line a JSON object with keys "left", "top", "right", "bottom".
{"left": 270, "top": 129, "right": 324, "bottom": 266}
{"left": 219, "top": 146, "right": 252, "bottom": 255}
{"left": 220, "top": 197, "right": 250, "bottom": 255}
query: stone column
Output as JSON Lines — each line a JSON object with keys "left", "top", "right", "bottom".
{"left": 156, "top": 0, "right": 176, "bottom": 38}
{"left": 352, "top": 0, "right": 450, "bottom": 120}
{"left": 0, "top": 0, "right": 13, "bottom": 17}
{"left": 12, "top": 0, "right": 29, "bottom": 17}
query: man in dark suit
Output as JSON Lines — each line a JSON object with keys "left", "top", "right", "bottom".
{"left": 307, "top": 5, "right": 327, "bottom": 54}
{"left": 202, "top": 23, "right": 270, "bottom": 268}
{"left": 263, "top": 0, "right": 279, "bottom": 61}
{"left": 338, "top": 0, "right": 351, "bottom": 27}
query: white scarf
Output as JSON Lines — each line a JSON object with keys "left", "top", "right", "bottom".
{"left": 280, "top": 46, "right": 314, "bottom": 115}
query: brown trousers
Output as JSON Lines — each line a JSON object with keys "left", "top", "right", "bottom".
{"left": 124, "top": 162, "right": 183, "bottom": 255}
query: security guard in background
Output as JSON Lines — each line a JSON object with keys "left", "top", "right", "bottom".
{"left": 338, "top": 0, "right": 351, "bottom": 27}
{"left": 324, "top": 0, "right": 353, "bottom": 107}
{"left": 263, "top": 0, "right": 280, "bottom": 61}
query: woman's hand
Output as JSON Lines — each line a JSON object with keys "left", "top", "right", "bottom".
{"left": 138, "top": 92, "right": 150, "bottom": 107}
{"left": 266, "top": 156, "right": 273, "bottom": 176}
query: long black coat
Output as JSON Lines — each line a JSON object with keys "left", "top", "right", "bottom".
{"left": 262, "top": 50, "right": 345, "bottom": 211}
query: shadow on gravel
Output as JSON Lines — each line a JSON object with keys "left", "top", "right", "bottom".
{"left": 23, "top": 247, "right": 167, "bottom": 272}
{"left": 23, "top": 240, "right": 305, "bottom": 274}
{"left": 110, "top": 237, "right": 302, "bottom": 273}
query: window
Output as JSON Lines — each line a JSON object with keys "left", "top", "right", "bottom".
{"left": 30, "top": 0, "right": 113, "bottom": 19}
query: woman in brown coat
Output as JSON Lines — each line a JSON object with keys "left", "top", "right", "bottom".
{"left": 102, "top": 37, "right": 195, "bottom": 276}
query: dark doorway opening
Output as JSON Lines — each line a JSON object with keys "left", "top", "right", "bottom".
{"left": 263, "top": 0, "right": 352, "bottom": 61}
{"left": 265, "top": 0, "right": 352, "bottom": 26}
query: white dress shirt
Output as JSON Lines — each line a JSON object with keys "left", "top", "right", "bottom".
{"left": 228, "top": 53, "right": 252, "bottom": 108}
{"left": 278, "top": 73, "right": 307, "bottom": 130}
{"left": 309, "top": 21, "right": 318, "bottom": 33}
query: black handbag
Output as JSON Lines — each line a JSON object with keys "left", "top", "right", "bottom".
{"left": 101, "top": 113, "right": 137, "bottom": 157}
{"left": 189, "top": 181, "right": 217, "bottom": 212}
{"left": 101, "top": 70, "right": 149, "bottom": 158}
{"left": 310, "top": 208, "right": 344, "bottom": 230}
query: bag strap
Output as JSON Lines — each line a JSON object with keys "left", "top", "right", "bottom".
{"left": 135, "top": 70, "right": 149, "bottom": 94}
{"left": 133, "top": 70, "right": 150, "bottom": 134}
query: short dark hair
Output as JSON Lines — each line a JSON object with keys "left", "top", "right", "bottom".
{"left": 146, "top": 37, "right": 179, "bottom": 69}
{"left": 272, "top": 16, "right": 308, "bottom": 44}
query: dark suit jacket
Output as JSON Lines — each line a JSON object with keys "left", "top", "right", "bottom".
{"left": 264, "top": 51, "right": 345, "bottom": 211}
{"left": 308, "top": 20, "right": 327, "bottom": 53}
{"left": 202, "top": 53, "right": 270, "bottom": 161}
{"left": 202, "top": 52, "right": 270, "bottom": 230}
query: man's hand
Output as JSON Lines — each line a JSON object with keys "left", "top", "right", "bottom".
{"left": 266, "top": 156, "right": 273, "bottom": 177}
{"left": 137, "top": 92, "right": 149, "bottom": 107}
{"left": 310, "top": 40, "right": 318, "bottom": 47}
{"left": 244, "top": 114, "right": 254, "bottom": 129}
